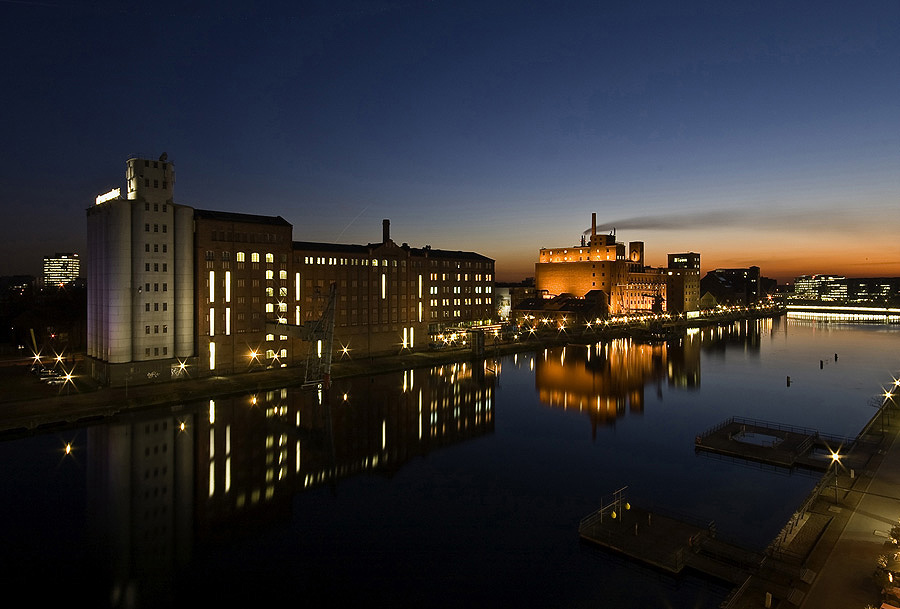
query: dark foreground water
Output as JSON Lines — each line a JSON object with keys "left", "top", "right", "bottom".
{"left": 1, "top": 317, "right": 898, "bottom": 608}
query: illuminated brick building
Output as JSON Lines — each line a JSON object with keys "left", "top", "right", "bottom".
{"left": 194, "top": 210, "right": 296, "bottom": 376}
{"left": 533, "top": 214, "right": 669, "bottom": 317}
{"left": 87, "top": 155, "right": 495, "bottom": 385}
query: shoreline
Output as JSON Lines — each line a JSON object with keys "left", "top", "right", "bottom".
{"left": 0, "top": 309, "right": 779, "bottom": 436}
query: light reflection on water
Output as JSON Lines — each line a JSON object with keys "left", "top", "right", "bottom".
{"left": 0, "top": 317, "right": 898, "bottom": 608}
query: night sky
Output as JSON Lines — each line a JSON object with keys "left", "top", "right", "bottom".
{"left": 1, "top": 0, "right": 898, "bottom": 282}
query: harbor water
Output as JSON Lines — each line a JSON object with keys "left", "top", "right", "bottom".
{"left": 1, "top": 316, "right": 898, "bottom": 608}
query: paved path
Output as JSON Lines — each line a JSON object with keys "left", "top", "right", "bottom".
{"left": 798, "top": 414, "right": 900, "bottom": 609}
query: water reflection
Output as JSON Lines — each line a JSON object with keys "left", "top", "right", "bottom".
{"left": 531, "top": 318, "right": 773, "bottom": 431}
{"left": 83, "top": 362, "right": 496, "bottom": 606}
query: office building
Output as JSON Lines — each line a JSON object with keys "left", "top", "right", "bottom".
{"left": 665, "top": 253, "right": 701, "bottom": 314}
{"left": 43, "top": 253, "right": 81, "bottom": 287}
{"left": 700, "top": 267, "right": 762, "bottom": 307}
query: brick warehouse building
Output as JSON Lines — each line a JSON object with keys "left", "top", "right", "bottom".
{"left": 87, "top": 155, "right": 495, "bottom": 386}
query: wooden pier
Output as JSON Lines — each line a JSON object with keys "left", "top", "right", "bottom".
{"left": 694, "top": 416, "right": 862, "bottom": 472}
{"left": 579, "top": 497, "right": 814, "bottom": 605}
{"left": 580, "top": 503, "right": 757, "bottom": 585}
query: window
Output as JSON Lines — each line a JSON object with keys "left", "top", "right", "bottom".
{"left": 251, "top": 253, "right": 260, "bottom": 263}
{"left": 145, "top": 223, "right": 150, "bottom": 232}
{"left": 265, "top": 253, "right": 274, "bottom": 263}
{"left": 145, "top": 326, "right": 150, "bottom": 334}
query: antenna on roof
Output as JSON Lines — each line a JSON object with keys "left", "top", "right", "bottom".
{"left": 159, "top": 152, "right": 168, "bottom": 161}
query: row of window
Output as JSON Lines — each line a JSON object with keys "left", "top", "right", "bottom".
{"left": 141, "top": 282, "right": 168, "bottom": 292}
{"left": 145, "top": 324, "right": 169, "bottom": 334}
{"left": 300, "top": 256, "right": 491, "bottom": 271}
{"left": 144, "top": 243, "right": 168, "bottom": 253}
{"left": 144, "top": 262, "right": 168, "bottom": 272}
{"left": 209, "top": 231, "right": 284, "bottom": 244}
{"left": 141, "top": 178, "right": 167, "bottom": 189}
{"left": 144, "top": 223, "right": 168, "bottom": 233}
{"left": 144, "top": 203, "right": 168, "bottom": 212}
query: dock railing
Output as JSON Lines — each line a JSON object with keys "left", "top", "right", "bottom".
{"left": 696, "top": 415, "right": 856, "bottom": 451}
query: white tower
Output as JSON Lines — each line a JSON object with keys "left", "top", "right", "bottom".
{"left": 86, "top": 154, "right": 195, "bottom": 385}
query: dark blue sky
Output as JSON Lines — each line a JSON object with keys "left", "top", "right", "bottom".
{"left": 2, "top": 0, "right": 898, "bottom": 281}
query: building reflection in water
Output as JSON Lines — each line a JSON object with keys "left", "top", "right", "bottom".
{"left": 85, "top": 361, "right": 496, "bottom": 606}
{"left": 532, "top": 318, "right": 769, "bottom": 433}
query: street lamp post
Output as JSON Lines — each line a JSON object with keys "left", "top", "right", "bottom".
{"left": 830, "top": 450, "right": 842, "bottom": 504}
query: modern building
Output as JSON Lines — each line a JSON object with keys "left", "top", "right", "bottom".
{"left": 665, "top": 253, "right": 701, "bottom": 314}
{"left": 86, "top": 155, "right": 495, "bottom": 386}
{"left": 533, "top": 213, "right": 673, "bottom": 317}
{"left": 43, "top": 253, "right": 81, "bottom": 287}
{"left": 700, "top": 266, "right": 763, "bottom": 307}
{"left": 791, "top": 274, "right": 900, "bottom": 304}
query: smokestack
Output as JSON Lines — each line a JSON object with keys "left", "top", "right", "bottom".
{"left": 383, "top": 219, "right": 390, "bottom": 244}
{"left": 591, "top": 213, "right": 596, "bottom": 237}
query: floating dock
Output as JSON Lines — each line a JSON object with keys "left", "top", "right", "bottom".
{"left": 694, "top": 416, "right": 861, "bottom": 472}
{"left": 579, "top": 497, "right": 814, "bottom": 605}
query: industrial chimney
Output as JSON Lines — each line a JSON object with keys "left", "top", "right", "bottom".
{"left": 383, "top": 219, "right": 391, "bottom": 244}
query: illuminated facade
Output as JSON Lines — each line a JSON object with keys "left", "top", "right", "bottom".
{"left": 87, "top": 156, "right": 495, "bottom": 385}
{"left": 534, "top": 213, "right": 667, "bottom": 316}
{"left": 194, "top": 210, "right": 295, "bottom": 375}
{"left": 42, "top": 252, "right": 81, "bottom": 287}
{"left": 86, "top": 156, "right": 196, "bottom": 385}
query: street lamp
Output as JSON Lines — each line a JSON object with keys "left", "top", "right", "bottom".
{"left": 830, "top": 449, "right": 843, "bottom": 503}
